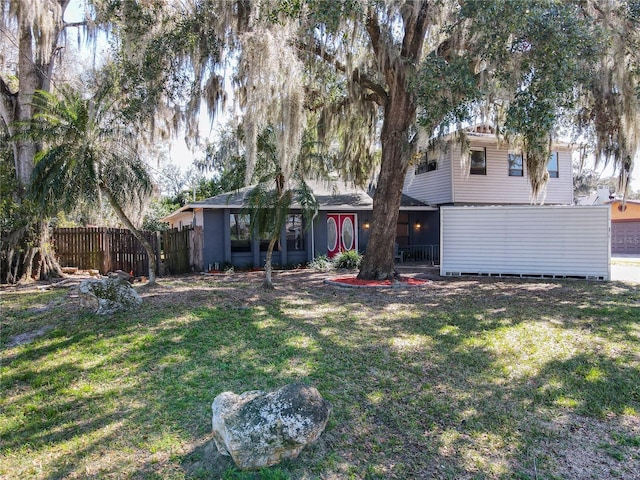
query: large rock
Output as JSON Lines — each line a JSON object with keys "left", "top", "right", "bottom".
{"left": 211, "top": 383, "right": 331, "bottom": 470}
{"left": 78, "top": 277, "right": 142, "bottom": 315}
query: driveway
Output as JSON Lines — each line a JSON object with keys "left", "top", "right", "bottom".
{"left": 611, "top": 255, "right": 640, "bottom": 283}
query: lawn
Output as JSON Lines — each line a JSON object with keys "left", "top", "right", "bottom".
{"left": 1, "top": 269, "right": 639, "bottom": 479}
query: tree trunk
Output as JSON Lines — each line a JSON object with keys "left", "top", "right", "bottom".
{"left": 357, "top": 5, "right": 429, "bottom": 280}
{"left": 0, "top": 2, "right": 64, "bottom": 284}
{"left": 262, "top": 236, "right": 278, "bottom": 289}
{"left": 15, "top": 22, "right": 49, "bottom": 188}
{"left": 101, "top": 186, "right": 157, "bottom": 284}
{"left": 358, "top": 86, "right": 416, "bottom": 280}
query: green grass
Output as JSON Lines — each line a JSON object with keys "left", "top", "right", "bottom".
{"left": 1, "top": 273, "right": 639, "bottom": 479}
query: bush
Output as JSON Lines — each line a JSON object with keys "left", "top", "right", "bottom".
{"left": 333, "top": 250, "right": 362, "bottom": 269}
{"left": 307, "top": 255, "right": 333, "bottom": 271}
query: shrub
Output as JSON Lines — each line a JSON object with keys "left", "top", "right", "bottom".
{"left": 308, "top": 255, "right": 333, "bottom": 271}
{"left": 334, "top": 250, "right": 362, "bottom": 269}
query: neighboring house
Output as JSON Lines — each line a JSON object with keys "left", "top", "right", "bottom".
{"left": 162, "top": 128, "right": 611, "bottom": 279}
{"left": 609, "top": 199, "right": 640, "bottom": 255}
{"left": 576, "top": 185, "right": 640, "bottom": 255}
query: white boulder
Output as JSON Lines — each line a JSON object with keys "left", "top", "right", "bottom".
{"left": 211, "top": 383, "right": 331, "bottom": 470}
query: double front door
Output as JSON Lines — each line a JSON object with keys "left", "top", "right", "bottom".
{"left": 327, "top": 214, "right": 356, "bottom": 258}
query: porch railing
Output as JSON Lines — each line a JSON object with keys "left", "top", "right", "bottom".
{"left": 397, "top": 244, "right": 440, "bottom": 264}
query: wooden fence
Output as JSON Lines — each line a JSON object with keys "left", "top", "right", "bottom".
{"left": 52, "top": 226, "right": 201, "bottom": 276}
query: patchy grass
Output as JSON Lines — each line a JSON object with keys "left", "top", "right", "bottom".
{"left": 1, "top": 270, "right": 639, "bottom": 479}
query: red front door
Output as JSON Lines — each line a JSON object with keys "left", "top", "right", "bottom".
{"left": 327, "top": 214, "right": 356, "bottom": 258}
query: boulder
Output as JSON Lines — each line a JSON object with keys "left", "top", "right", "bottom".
{"left": 78, "top": 277, "right": 142, "bottom": 315}
{"left": 211, "top": 383, "right": 331, "bottom": 470}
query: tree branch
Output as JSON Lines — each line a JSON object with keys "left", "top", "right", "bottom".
{"left": 365, "top": 6, "right": 384, "bottom": 63}
{"left": 63, "top": 21, "right": 88, "bottom": 30}
{"left": 401, "top": 1, "right": 432, "bottom": 61}
{"left": 0, "top": 75, "right": 17, "bottom": 132}
{"left": 297, "top": 41, "right": 388, "bottom": 106}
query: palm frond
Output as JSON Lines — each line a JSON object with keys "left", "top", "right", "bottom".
{"left": 17, "top": 85, "right": 154, "bottom": 222}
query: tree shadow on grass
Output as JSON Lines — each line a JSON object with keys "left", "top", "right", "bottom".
{"left": 2, "top": 274, "right": 639, "bottom": 479}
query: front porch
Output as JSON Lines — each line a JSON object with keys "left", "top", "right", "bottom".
{"left": 395, "top": 244, "right": 440, "bottom": 264}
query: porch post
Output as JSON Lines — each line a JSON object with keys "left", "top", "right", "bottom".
{"left": 224, "top": 209, "right": 231, "bottom": 265}
{"left": 280, "top": 223, "right": 288, "bottom": 266}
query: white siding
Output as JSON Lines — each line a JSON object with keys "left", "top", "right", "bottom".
{"left": 451, "top": 142, "right": 573, "bottom": 205}
{"left": 440, "top": 205, "right": 610, "bottom": 279}
{"left": 195, "top": 209, "right": 204, "bottom": 227}
{"left": 167, "top": 211, "right": 193, "bottom": 230}
{"left": 402, "top": 148, "right": 453, "bottom": 204}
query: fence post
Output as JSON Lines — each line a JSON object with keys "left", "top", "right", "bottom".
{"left": 102, "top": 228, "right": 111, "bottom": 274}
{"left": 156, "top": 231, "right": 163, "bottom": 276}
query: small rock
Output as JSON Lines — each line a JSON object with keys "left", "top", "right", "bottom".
{"left": 211, "top": 383, "right": 331, "bottom": 470}
{"left": 107, "top": 270, "right": 133, "bottom": 282}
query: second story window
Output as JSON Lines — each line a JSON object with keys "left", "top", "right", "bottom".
{"left": 470, "top": 148, "right": 486, "bottom": 175}
{"left": 416, "top": 154, "right": 437, "bottom": 174}
{"left": 547, "top": 152, "right": 559, "bottom": 178}
{"left": 508, "top": 153, "right": 523, "bottom": 177}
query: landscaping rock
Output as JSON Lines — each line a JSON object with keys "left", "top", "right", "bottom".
{"left": 78, "top": 277, "right": 142, "bottom": 315}
{"left": 107, "top": 269, "right": 134, "bottom": 282}
{"left": 211, "top": 383, "right": 331, "bottom": 470}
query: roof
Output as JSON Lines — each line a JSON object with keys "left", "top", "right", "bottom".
{"left": 435, "top": 123, "right": 574, "bottom": 150}
{"left": 161, "top": 178, "right": 434, "bottom": 222}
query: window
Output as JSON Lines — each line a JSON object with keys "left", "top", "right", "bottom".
{"left": 230, "top": 214, "right": 251, "bottom": 252}
{"left": 286, "top": 214, "right": 304, "bottom": 251}
{"left": 470, "top": 148, "right": 486, "bottom": 175}
{"left": 395, "top": 213, "right": 409, "bottom": 247}
{"left": 417, "top": 144, "right": 449, "bottom": 174}
{"left": 547, "top": 152, "right": 559, "bottom": 178}
{"left": 508, "top": 153, "right": 523, "bottom": 176}
{"left": 416, "top": 154, "right": 437, "bottom": 174}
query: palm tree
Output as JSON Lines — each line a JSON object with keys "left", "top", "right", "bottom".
{"left": 17, "top": 85, "right": 158, "bottom": 283}
{"left": 245, "top": 127, "right": 318, "bottom": 289}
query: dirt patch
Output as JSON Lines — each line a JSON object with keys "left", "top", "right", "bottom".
{"left": 6, "top": 324, "right": 55, "bottom": 347}
{"left": 536, "top": 414, "right": 640, "bottom": 479}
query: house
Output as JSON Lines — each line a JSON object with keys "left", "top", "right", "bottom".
{"left": 403, "top": 130, "right": 574, "bottom": 207}
{"left": 609, "top": 199, "right": 640, "bottom": 255}
{"left": 162, "top": 178, "right": 438, "bottom": 270}
{"left": 401, "top": 130, "right": 609, "bottom": 279}
{"left": 162, "top": 129, "right": 610, "bottom": 279}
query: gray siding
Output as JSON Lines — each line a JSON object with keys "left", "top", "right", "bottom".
{"left": 440, "top": 205, "right": 610, "bottom": 279}
{"left": 202, "top": 210, "right": 225, "bottom": 269}
{"left": 452, "top": 144, "right": 573, "bottom": 205}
